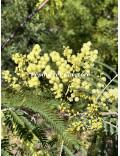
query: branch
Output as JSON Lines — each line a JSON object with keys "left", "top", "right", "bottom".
{"left": 63, "top": 111, "right": 118, "bottom": 117}
{"left": 101, "top": 112, "right": 118, "bottom": 115}
{"left": 1, "top": 0, "right": 50, "bottom": 51}
{"left": 1, "top": 108, "right": 12, "bottom": 111}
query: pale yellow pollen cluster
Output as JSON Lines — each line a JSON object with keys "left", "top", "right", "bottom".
{"left": 101, "top": 88, "right": 118, "bottom": 103}
{"left": 2, "top": 70, "right": 12, "bottom": 83}
{"left": 43, "top": 65, "right": 63, "bottom": 99}
{"left": 28, "top": 77, "right": 40, "bottom": 88}
{"left": 27, "top": 44, "right": 41, "bottom": 63}
{"left": 81, "top": 81, "right": 92, "bottom": 90}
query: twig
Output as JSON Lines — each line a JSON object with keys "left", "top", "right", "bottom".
{"left": 60, "top": 140, "right": 64, "bottom": 156}
{"left": 1, "top": 0, "right": 50, "bottom": 51}
{"left": 65, "top": 85, "right": 70, "bottom": 97}
{"left": 101, "top": 112, "right": 118, "bottom": 115}
{"left": 63, "top": 111, "right": 118, "bottom": 117}
{"left": 1, "top": 108, "right": 12, "bottom": 111}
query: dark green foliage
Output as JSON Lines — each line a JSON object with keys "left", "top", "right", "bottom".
{"left": 87, "top": 130, "right": 118, "bottom": 156}
{"left": 1, "top": 0, "right": 28, "bottom": 71}
{"left": 1, "top": 137, "right": 14, "bottom": 156}
{"left": 4, "top": 110, "right": 33, "bottom": 141}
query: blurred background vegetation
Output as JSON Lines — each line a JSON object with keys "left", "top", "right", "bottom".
{"left": 1, "top": 0, "right": 118, "bottom": 72}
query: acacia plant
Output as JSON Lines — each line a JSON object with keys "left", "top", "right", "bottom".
{"left": 1, "top": 42, "right": 118, "bottom": 155}
{"left": 1, "top": 0, "right": 118, "bottom": 155}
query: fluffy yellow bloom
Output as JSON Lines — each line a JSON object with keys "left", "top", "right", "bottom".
{"left": 101, "top": 77, "right": 106, "bottom": 82}
{"left": 74, "top": 97, "right": 79, "bottom": 102}
{"left": 2, "top": 70, "right": 12, "bottom": 83}
{"left": 28, "top": 77, "right": 40, "bottom": 87}
{"left": 27, "top": 44, "right": 41, "bottom": 63}
{"left": 12, "top": 84, "right": 21, "bottom": 89}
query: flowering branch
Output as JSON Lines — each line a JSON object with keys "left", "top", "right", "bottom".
{"left": 96, "top": 74, "right": 118, "bottom": 101}
{"left": 1, "top": 0, "right": 50, "bottom": 51}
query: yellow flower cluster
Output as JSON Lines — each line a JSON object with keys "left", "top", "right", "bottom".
{"left": 2, "top": 70, "right": 12, "bottom": 83}
{"left": 2, "top": 44, "right": 46, "bottom": 89}
{"left": 1, "top": 42, "right": 105, "bottom": 102}
{"left": 68, "top": 77, "right": 81, "bottom": 102}
{"left": 68, "top": 110, "right": 102, "bottom": 134}
{"left": 10, "top": 77, "right": 21, "bottom": 89}
{"left": 13, "top": 53, "right": 28, "bottom": 80}
{"left": 2, "top": 67, "right": 21, "bottom": 89}
{"left": 69, "top": 120, "right": 85, "bottom": 132}
{"left": 68, "top": 116, "right": 96, "bottom": 138}
{"left": 12, "top": 53, "right": 25, "bottom": 65}
{"left": 63, "top": 42, "right": 98, "bottom": 73}
{"left": 63, "top": 46, "right": 72, "bottom": 58}
{"left": 27, "top": 63, "right": 41, "bottom": 74}
{"left": 81, "top": 80, "right": 92, "bottom": 90}
{"left": 67, "top": 101, "right": 103, "bottom": 133}
{"left": 101, "top": 88, "right": 118, "bottom": 104}
{"left": 69, "top": 79, "right": 93, "bottom": 102}
{"left": 2, "top": 42, "right": 117, "bottom": 111}
{"left": 87, "top": 103, "right": 99, "bottom": 116}
{"left": 91, "top": 77, "right": 107, "bottom": 96}
{"left": 63, "top": 46, "right": 80, "bottom": 72}
{"left": 43, "top": 65, "right": 63, "bottom": 98}
{"left": 27, "top": 44, "right": 41, "bottom": 63}
{"left": 50, "top": 51, "right": 72, "bottom": 83}
{"left": 27, "top": 53, "right": 49, "bottom": 75}
{"left": 58, "top": 103, "right": 82, "bottom": 118}
{"left": 38, "top": 53, "right": 50, "bottom": 69}
{"left": 71, "top": 77, "right": 81, "bottom": 89}
{"left": 28, "top": 77, "right": 40, "bottom": 88}
{"left": 86, "top": 103, "right": 103, "bottom": 130}
{"left": 90, "top": 118, "right": 102, "bottom": 130}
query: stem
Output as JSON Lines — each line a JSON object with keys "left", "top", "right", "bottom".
{"left": 1, "top": 0, "right": 50, "bottom": 51}
{"left": 63, "top": 111, "right": 118, "bottom": 117}
{"left": 104, "top": 121, "right": 118, "bottom": 129}
{"left": 101, "top": 112, "right": 118, "bottom": 115}
{"left": 65, "top": 85, "right": 70, "bottom": 97}
{"left": 60, "top": 140, "right": 64, "bottom": 156}
{"left": 2, "top": 108, "right": 12, "bottom": 111}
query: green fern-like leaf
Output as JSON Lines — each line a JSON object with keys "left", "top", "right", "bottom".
{"left": 15, "top": 110, "right": 48, "bottom": 148}
{"left": 103, "top": 117, "right": 118, "bottom": 136}
{"left": 90, "top": 66, "right": 111, "bottom": 80}
{"left": 94, "top": 60, "right": 117, "bottom": 74}
{"left": 63, "top": 145, "right": 75, "bottom": 156}
{"left": 2, "top": 88, "right": 80, "bottom": 149}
